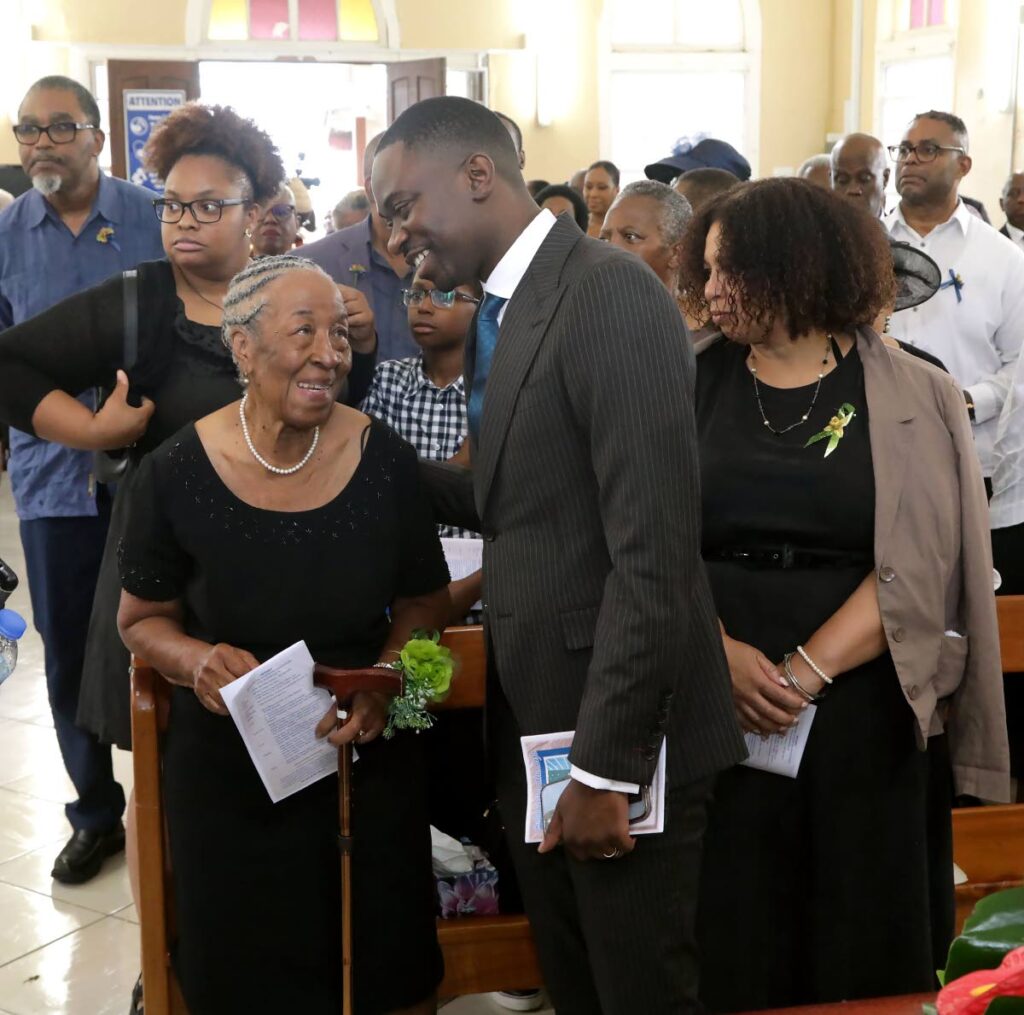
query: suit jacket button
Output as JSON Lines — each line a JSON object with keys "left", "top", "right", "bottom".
{"left": 892, "top": 627, "right": 905, "bottom": 642}
{"left": 878, "top": 566, "right": 896, "bottom": 583}
{"left": 906, "top": 684, "right": 920, "bottom": 700}
{"left": 483, "top": 532, "right": 496, "bottom": 542}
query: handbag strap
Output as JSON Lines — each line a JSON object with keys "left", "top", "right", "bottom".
{"left": 122, "top": 269, "right": 138, "bottom": 372}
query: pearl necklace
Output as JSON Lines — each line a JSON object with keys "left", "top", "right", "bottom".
{"left": 238, "top": 393, "right": 320, "bottom": 475}
{"left": 748, "top": 335, "right": 832, "bottom": 436}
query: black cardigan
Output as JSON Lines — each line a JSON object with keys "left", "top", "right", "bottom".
{"left": 0, "top": 259, "right": 375, "bottom": 451}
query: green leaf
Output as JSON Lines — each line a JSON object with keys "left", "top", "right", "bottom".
{"left": 824, "top": 432, "right": 841, "bottom": 457}
{"left": 838, "top": 402, "right": 856, "bottom": 416}
{"left": 804, "top": 431, "right": 829, "bottom": 447}
{"left": 943, "top": 888, "right": 1024, "bottom": 984}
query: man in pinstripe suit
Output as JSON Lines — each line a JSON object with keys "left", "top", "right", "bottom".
{"left": 373, "top": 97, "right": 745, "bottom": 1014}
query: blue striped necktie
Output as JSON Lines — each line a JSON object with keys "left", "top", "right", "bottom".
{"left": 467, "top": 293, "right": 507, "bottom": 443}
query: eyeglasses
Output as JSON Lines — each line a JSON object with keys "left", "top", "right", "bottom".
{"left": 402, "top": 289, "right": 481, "bottom": 309}
{"left": 13, "top": 122, "right": 97, "bottom": 145}
{"left": 152, "top": 198, "right": 248, "bottom": 224}
{"left": 887, "top": 142, "right": 966, "bottom": 163}
{"left": 263, "top": 203, "right": 296, "bottom": 221}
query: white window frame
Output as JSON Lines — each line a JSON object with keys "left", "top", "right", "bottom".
{"left": 598, "top": 0, "right": 761, "bottom": 179}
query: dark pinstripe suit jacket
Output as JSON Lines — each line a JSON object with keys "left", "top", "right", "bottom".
{"left": 423, "top": 216, "right": 746, "bottom": 789}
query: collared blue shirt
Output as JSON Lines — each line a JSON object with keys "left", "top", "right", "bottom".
{"left": 302, "top": 214, "right": 419, "bottom": 362}
{"left": 0, "top": 172, "right": 164, "bottom": 520}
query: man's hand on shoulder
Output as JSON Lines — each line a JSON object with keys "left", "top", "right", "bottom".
{"left": 538, "top": 779, "right": 635, "bottom": 862}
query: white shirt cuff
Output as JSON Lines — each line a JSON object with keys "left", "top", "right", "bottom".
{"left": 570, "top": 765, "right": 640, "bottom": 794}
{"left": 968, "top": 384, "right": 999, "bottom": 426}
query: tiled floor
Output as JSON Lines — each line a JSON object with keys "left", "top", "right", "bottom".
{"left": 0, "top": 482, "right": 551, "bottom": 1014}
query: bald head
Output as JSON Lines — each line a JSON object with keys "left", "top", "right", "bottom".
{"left": 831, "top": 133, "right": 889, "bottom": 218}
{"left": 798, "top": 154, "right": 832, "bottom": 189}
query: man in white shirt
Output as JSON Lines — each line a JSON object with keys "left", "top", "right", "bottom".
{"left": 999, "top": 171, "right": 1024, "bottom": 252}
{"left": 884, "top": 110, "right": 1024, "bottom": 477}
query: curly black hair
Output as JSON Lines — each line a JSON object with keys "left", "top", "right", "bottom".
{"left": 143, "top": 103, "right": 284, "bottom": 205}
{"left": 678, "top": 177, "right": 896, "bottom": 338}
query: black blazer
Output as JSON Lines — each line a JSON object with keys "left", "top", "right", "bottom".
{"left": 423, "top": 216, "right": 745, "bottom": 788}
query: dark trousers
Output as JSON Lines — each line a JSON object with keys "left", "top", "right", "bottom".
{"left": 492, "top": 686, "right": 711, "bottom": 1015}
{"left": 19, "top": 491, "right": 125, "bottom": 833}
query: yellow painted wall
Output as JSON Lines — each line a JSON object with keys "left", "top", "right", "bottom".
{"left": 20, "top": 0, "right": 1002, "bottom": 200}
{"left": 758, "top": 0, "right": 834, "bottom": 174}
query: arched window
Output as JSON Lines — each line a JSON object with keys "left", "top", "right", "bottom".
{"left": 601, "top": 0, "right": 760, "bottom": 184}
{"left": 206, "top": 0, "right": 381, "bottom": 43}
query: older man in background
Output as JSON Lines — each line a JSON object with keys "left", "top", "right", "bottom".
{"left": 0, "top": 75, "right": 163, "bottom": 884}
{"left": 830, "top": 133, "right": 889, "bottom": 218}
{"left": 999, "top": 171, "right": 1024, "bottom": 252}
{"left": 884, "top": 110, "right": 1024, "bottom": 480}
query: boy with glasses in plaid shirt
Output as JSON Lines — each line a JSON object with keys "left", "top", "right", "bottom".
{"left": 361, "top": 278, "right": 483, "bottom": 621}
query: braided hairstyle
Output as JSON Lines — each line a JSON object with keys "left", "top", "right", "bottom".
{"left": 221, "top": 255, "right": 336, "bottom": 382}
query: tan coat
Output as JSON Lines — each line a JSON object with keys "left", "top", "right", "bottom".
{"left": 698, "top": 328, "right": 1010, "bottom": 801}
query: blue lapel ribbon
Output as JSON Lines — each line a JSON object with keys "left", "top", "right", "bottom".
{"left": 939, "top": 269, "right": 964, "bottom": 303}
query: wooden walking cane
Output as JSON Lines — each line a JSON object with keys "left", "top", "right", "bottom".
{"left": 313, "top": 664, "right": 405, "bottom": 1014}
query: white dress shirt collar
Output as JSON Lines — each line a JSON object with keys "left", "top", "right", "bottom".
{"left": 886, "top": 198, "right": 973, "bottom": 241}
{"left": 483, "top": 209, "right": 558, "bottom": 301}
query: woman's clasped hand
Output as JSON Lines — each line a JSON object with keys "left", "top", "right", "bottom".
{"left": 721, "top": 634, "right": 811, "bottom": 735}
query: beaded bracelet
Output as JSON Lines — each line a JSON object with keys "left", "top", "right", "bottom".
{"left": 782, "top": 652, "right": 825, "bottom": 703}
{"left": 796, "top": 645, "right": 833, "bottom": 685}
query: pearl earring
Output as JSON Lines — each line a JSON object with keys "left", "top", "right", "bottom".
{"left": 245, "top": 228, "right": 252, "bottom": 239}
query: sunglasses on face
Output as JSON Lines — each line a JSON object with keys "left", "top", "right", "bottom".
{"left": 402, "top": 289, "right": 481, "bottom": 309}
{"left": 13, "top": 122, "right": 96, "bottom": 145}
{"left": 264, "top": 203, "right": 296, "bottom": 221}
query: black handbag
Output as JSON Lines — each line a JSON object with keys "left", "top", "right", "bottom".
{"left": 92, "top": 269, "right": 139, "bottom": 485}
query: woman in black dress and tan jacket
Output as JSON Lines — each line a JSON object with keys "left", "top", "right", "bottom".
{"left": 680, "top": 178, "right": 1008, "bottom": 1011}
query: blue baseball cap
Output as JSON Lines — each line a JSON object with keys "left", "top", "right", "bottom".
{"left": 645, "top": 137, "right": 751, "bottom": 183}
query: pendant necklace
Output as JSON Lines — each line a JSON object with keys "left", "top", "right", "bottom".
{"left": 748, "top": 335, "right": 832, "bottom": 436}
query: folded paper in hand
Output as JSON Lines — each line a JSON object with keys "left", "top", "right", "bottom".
{"left": 739, "top": 704, "right": 817, "bottom": 779}
{"left": 519, "top": 730, "right": 666, "bottom": 844}
{"left": 220, "top": 641, "right": 338, "bottom": 803}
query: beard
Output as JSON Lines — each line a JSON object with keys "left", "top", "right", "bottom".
{"left": 32, "top": 173, "right": 62, "bottom": 197}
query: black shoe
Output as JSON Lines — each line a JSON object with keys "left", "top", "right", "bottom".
{"left": 51, "top": 824, "right": 126, "bottom": 884}
{"left": 129, "top": 973, "right": 144, "bottom": 1014}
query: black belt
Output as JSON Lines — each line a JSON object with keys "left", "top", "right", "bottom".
{"left": 703, "top": 544, "right": 873, "bottom": 570}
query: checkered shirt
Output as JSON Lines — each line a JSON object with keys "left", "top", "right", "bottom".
{"left": 361, "top": 356, "right": 477, "bottom": 539}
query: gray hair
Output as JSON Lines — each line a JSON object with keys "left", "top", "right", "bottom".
{"left": 221, "top": 254, "right": 334, "bottom": 381}
{"left": 610, "top": 180, "right": 693, "bottom": 246}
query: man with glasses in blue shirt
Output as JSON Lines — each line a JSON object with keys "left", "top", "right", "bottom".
{"left": 884, "top": 109, "right": 1024, "bottom": 482}
{"left": 0, "top": 76, "right": 163, "bottom": 884}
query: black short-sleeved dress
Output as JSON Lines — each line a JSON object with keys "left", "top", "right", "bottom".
{"left": 118, "top": 419, "right": 449, "bottom": 1015}
{"left": 694, "top": 339, "right": 954, "bottom": 1012}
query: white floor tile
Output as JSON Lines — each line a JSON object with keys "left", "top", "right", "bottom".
{"left": 0, "top": 916, "right": 140, "bottom": 1015}
{"left": 0, "top": 791, "right": 70, "bottom": 861}
{"left": 111, "top": 903, "right": 137, "bottom": 925}
{"left": 0, "top": 843, "right": 132, "bottom": 916}
{"left": 0, "top": 723, "right": 63, "bottom": 788}
{"left": 0, "top": 882, "right": 103, "bottom": 968}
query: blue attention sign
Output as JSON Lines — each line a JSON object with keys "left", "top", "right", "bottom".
{"left": 123, "top": 89, "right": 186, "bottom": 193}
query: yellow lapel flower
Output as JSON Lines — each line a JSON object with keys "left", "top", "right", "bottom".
{"left": 96, "top": 226, "right": 115, "bottom": 244}
{"left": 805, "top": 402, "right": 856, "bottom": 458}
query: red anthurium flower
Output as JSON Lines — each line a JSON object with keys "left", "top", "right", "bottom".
{"left": 937, "top": 945, "right": 1024, "bottom": 1015}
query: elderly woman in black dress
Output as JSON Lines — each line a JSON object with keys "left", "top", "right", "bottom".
{"left": 117, "top": 255, "right": 449, "bottom": 1014}
{"left": 679, "top": 178, "right": 1008, "bottom": 1011}
{"left": 0, "top": 103, "right": 377, "bottom": 752}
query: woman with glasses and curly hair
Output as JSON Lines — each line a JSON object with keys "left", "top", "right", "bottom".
{"left": 681, "top": 177, "right": 1008, "bottom": 1011}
